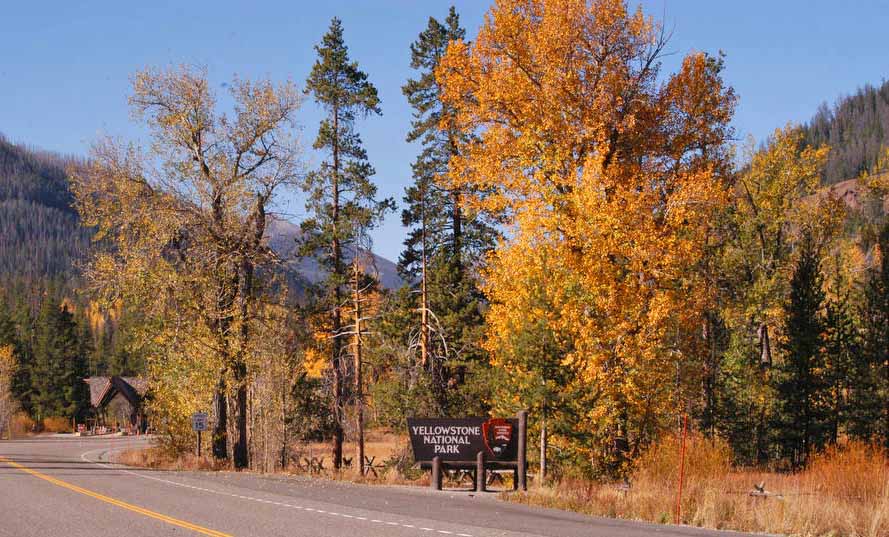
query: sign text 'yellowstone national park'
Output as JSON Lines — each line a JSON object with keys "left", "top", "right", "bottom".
{"left": 407, "top": 417, "right": 519, "bottom": 463}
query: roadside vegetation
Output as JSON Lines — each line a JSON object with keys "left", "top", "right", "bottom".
{"left": 511, "top": 439, "right": 889, "bottom": 537}
{"left": 116, "top": 431, "right": 889, "bottom": 537}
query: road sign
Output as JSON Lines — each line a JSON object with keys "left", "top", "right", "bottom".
{"left": 412, "top": 411, "right": 529, "bottom": 493}
{"left": 191, "top": 412, "right": 209, "bottom": 432}
{"left": 407, "top": 417, "right": 518, "bottom": 463}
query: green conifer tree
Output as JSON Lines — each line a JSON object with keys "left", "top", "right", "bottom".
{"left": 30, "top": 297, "right": 87, "bottom": 422}
{"left": 8, "top": 295, "right": 34, "bottom": 416}
{"left": 858, "top": 221, "right": 889, "bottom": 446}
{"left": 821, "top": 288, "right": 859, "bottom": 444}
{"left": 774, "top": 233, "right": 829, "bottom": 467}
{"left": 400, "top": 7, "right": 497, "bottom": 412}
{"left": 302, "top": 17, "right": 393, "bottom": 468}
{"left": 0, "top": 300, "right": 14, "bottom": 347}
{"left": 106, "top": 308, "right": 147, "bottom": 377}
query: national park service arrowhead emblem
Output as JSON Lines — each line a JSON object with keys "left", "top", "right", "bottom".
{"left": 482, "top": 418, "right": 513, "bottom": 457}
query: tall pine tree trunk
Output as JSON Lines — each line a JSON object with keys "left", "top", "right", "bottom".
{"left": 330, "top": 106, "right": 344, "bottom": 470}
{"left": 304, "top": 20, "right": 384, "bottom": 470}
{"left": 451, "top": 188, "right": 462, "bottom": 268}
{"left": 420, "top": 214, "right": 430, "bottom": 371}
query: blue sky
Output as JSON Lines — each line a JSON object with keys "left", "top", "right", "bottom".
{"left": 3, "top": 1, "right": 889, "bottom": 262}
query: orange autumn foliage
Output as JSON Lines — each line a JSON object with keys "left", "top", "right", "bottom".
{"left": 437, "top": 0, "right": 737, "bottom": 471}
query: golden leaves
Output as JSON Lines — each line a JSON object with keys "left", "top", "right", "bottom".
{"left": 72, "top": 66, "right": 305, "bottom": 452}
{"left": 439, "top": 0, "right": 737, "bottom": 455}
{"left": 0, "top": 345, "right": 15, "bottom": 379}
{"left": 725, "top": 125, "right": 836, "bottom": 333}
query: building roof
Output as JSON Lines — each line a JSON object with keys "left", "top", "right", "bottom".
{"left": 120, "top": 377, "right": 149, "bottom": 397}
{"left": 85, "top": 377, "right": 111, "bottom": 408}
{"left": 84, "top": 376, "right": 149, "bottom": 408}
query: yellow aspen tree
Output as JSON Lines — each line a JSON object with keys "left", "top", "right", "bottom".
{"left": 438, "top": 0, "right": 737, "bottom": 473}
{"left": 73, "top": 66, "right": 302, "bottom": 467}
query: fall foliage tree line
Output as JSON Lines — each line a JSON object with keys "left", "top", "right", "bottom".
{"left": 0, "top": 0, "right": 887, "bottom": 477}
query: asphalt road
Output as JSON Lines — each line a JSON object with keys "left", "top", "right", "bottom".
{"left": 0, "top": 437, "right": 755, "bottom": 537}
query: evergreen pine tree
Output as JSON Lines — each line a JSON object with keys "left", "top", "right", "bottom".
{"left": 0, "top": 298, "right": 22, "bottom": 425}
{"left": 400, "top": 7, "right": 497, "bottom": 412}
{"left": 105, "top": 308, "right": 146, "bottom": 377}
{"left": 774, "top": 233, "right": 829, "bottom": 467}
{"left": 302, "top": 17, "right": 393, "bottom": 469}
{"left": 30, "top": 297, "right": 87, "bottom": 422}
{"left": 858, "top": 221, "right": 889, "bottom": 446}
{"left": 0, "top": 299, "right": 14, "bottom": 346}
{"left": 8, "top": 295, "right": 34, "bottom": 416}
{"left": 821, "top": 289, "right": 859, "bottom": 443}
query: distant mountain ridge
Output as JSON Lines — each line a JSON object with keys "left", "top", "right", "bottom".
{"left": 0, "top": 135, "right": 90, "bottom": 296}
{"left": 265, "top": 217, "right": 403, "bottom": 291}
{"left": 0, "top": 135, "right": 402, "bottom": 297}
{"left": 802, "top": 80, "right": 889, "bottom": 185}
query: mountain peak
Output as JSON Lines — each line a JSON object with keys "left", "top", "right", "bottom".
{"left": 265, "top": 215, "right": 403, "bottom": 291}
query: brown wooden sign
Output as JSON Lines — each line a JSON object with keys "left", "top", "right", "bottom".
{"left": 407, "top": 417, "right": 518, "bottom": 463}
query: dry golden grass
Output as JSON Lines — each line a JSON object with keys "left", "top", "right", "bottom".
{"left": 114, "top": 447, "right": 230, "bottom": 471}
{"left": 506, "top": 437, "right": 889, "bottom": 537}
{"left": 285, "top": 431, "right": 427, "bottom": 485}
{"left": 114, "top": 430, "right": 409, "bottom": 479}
{"left": 9, "top": 412, "right": 34, "bottom": 438}
{"left": 41, "top": 416, "right": 72, "bottom": 433}
{"left": 291, "top": 430, "right": 403, "bottom": 469}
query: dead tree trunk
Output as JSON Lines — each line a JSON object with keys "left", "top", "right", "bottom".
{"left": 352, "top": 258, "right": 365, "bottom": 475}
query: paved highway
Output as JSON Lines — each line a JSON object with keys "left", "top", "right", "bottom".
{"left": 0, "top": 437, "right": 753, "bottom": 537}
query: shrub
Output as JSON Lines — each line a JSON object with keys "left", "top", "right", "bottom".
{"left": 42, "top": 416, "right": 72, "bottom": 433}
{"left": 633, "top": 433, "right": 733, "bottom": 486}
{"left": 114, "top": 447, "right": 224, "bottom": 471}
{"left": 9, "top": 412, "right": 34, "bottom": 438}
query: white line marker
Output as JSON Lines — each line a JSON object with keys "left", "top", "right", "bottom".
{"left": 79, "top": 446, "right": 475, "bottom": 537}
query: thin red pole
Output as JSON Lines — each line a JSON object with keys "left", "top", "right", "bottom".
{"left": 675, "top": 414, "right": 688, "bottom": 525}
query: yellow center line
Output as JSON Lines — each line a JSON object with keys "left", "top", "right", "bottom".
{"left": 0, "top": 455, "right": 232, "bottom": 537}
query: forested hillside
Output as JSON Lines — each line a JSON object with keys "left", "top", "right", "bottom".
{"left": 803, "top": 79, "right": 889, "bottom": 184}
{"left": 0, "top": 132, "right": 401, "bottom": 433}
{"left": 0, "top": 135, "right": 91, "bottom": 298}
